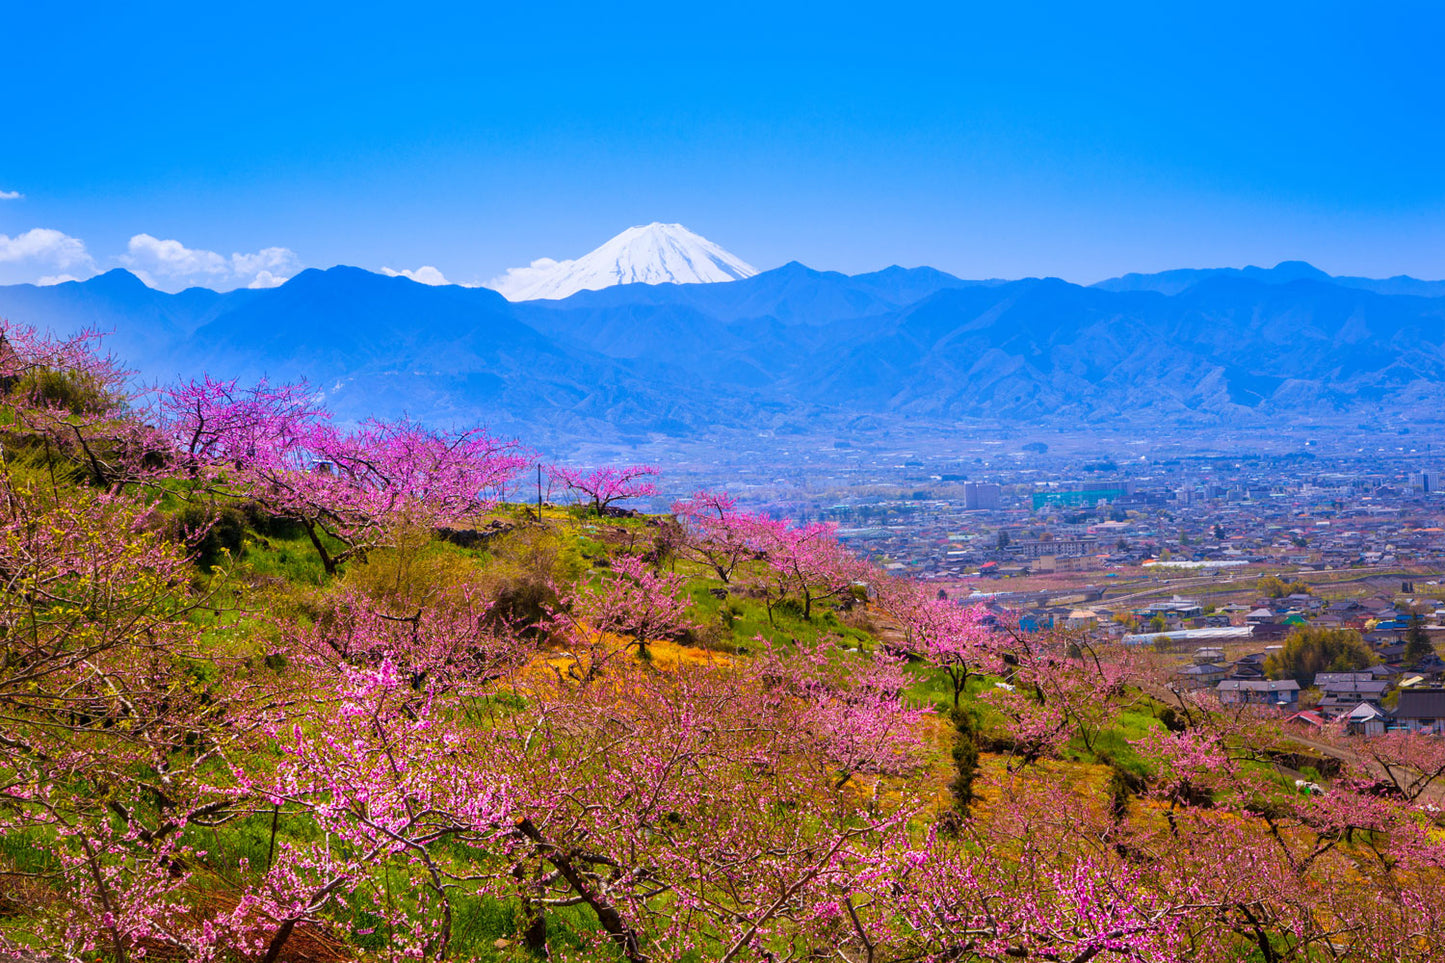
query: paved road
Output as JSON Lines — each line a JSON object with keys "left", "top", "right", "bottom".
{"left": 1099, "top": 565, "right": 1407, "bottom": 608}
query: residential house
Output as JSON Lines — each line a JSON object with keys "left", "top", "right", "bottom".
{"left": 1018, "top": 612, "right": 1054, "bottom": 632}
{"left": 1345, "top": 702, "right": 1390, "bottom": 736}
{"left": 1314, "top": 671, "right": 1383, "bottom": 687}
{"left": 1313, "top": 674, "right": 1391, "bottom": 719}
{"left": 1215, "top": 679, "right": 1301, "bottom": 707}
{"left": 1359, "top": 598, "right": 1396, "bottom": 618}
{"left": 1372, "top": 640, "right": 1410, "bottom": 665}
{"left": 1285, "top": 709, "right": 1328, "bottom": 730}
{"left": 1137, "top": 597, "right": 1205, "bottom": 624}
{"left": 1374, "top": 615, "right": 1412, "bottom": 633}
{"left": 1286, "top": 593, "right": 1324, "bottom": 613}
{"left": 1366, "top": 663, "right": 1403, "bottom": 682}
{"left": 1251, "top": 622, "right": 1292, "bottom": 642}
{"left": 1393, "top": 690, "right": 1445, "bottom": 735}
{"left": 1218, "top": 602, "right": 1253, "bottom": 625}
{"left": 1229, "top": 653, "right": 1267, "bottom": 680}
{"left": 1177, "top": 662, "right": 1230, "bottom": 689}
{"left": 1325, "top": 600, "right": 1368, "bottom": 628}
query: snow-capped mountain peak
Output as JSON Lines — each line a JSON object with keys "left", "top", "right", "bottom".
{"left": 487, "top": 222, "right": 757, "bottom": 301}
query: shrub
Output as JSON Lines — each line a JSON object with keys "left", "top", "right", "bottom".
{"left": 344, "top": 522, "right": 483, "bottom": 609}
{"left": 1158, "top": 706, "right": 1187, "bottom": 733}
{"left": 1258, "top": 575, "right": 1312, "bottom": 598}
{"left": 948, "top": 707, "right": 980, "bottom": 813}
{"left": 241, "top": 498, "right": 308, "bottom": 540}
{"left": 681, "top": 620, "right": 734, "bottom": 652}
{"left": 10, "top": 366, "right": 114, "bottom": 415}
{"left": 172, "top": 503, "right": 246, "bottom": 572}
{"left": 478, "top": 526, "right": 585, "bottom": 634}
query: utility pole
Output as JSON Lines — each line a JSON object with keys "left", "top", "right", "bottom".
{"left": 537, "top": 463, "right": 543, "bottom": 520}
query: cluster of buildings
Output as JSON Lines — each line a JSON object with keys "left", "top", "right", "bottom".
{"left": 756, "top": 447, "right": 1445, "bottom": 585}
{"left": 1165, "top": 614, "right": 1445, "bottom": 735}
{"left": 1206, "top": 665, "right": 1445, "bottom": 736}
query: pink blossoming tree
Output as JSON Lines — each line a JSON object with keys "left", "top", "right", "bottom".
{"left": 548, "top": 463, "right": 659, "bottom": 514}
{"left": 157, "top": 376, "right": 529, "bottom": 573}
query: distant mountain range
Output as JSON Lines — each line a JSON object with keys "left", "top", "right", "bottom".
{"left": 1, "top": 256, "right": 1443, "bottom": 448}
{"left": 1093, "top": 260, "right": 1445, "bottom": 299}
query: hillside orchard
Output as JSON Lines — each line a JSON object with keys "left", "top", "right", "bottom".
{"left": 1, "top": 323, "right": 1444, "bottom": 962}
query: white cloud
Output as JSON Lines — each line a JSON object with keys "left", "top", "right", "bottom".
{"left": 232, "top": 246, "right": 297, "bottom": 278}
{"left": 0, "top": 228, "right": 92, "bottom": 267}
{"left": 381, "top": 265, "right": 452, "bottom": 286}
{"left": 123, "top": 234, "right": 228, "bottom": 282}
{"left": 247, "top": 270, "right": 289, "bottom": 289}
{"left": 0, "top": 229, "right": 302, "bottom": 290}
{"left": 0, "top": 189, "right": 22, "bottom": 201}
{"left": 484, "top": 257, "right": 571, "bottom": 300}
{"left": 121, "top": 234, "right": 301, "bottom": 292}
{"left": 0, "top": 228, "right": 96, "bottom": 285}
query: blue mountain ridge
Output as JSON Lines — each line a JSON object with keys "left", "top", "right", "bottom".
{"left": 1093, "top": 260, "right": 1445, "bottom": 299}
{"left": 1, "top": 260, "right": 1443, "bottom": 442}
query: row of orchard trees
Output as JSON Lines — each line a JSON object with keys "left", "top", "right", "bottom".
{"left": 1, "top": 323, "right": 1445, "bottom": 961}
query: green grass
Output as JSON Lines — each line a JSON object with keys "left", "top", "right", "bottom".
{"left": 0, "top": 827, "right": 61, "bottom": 878}
{"left": 237, "top": 530, "right": 333, "bottom": 585}
{"left": 683, "top": 579, "right": 873, "bottom": 653}
{"left": 448, "top": 894, "right": 617, "bottom": 960}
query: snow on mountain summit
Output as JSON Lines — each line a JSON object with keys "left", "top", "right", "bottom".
{"left": 486, "top": 223, "right": 757, "bottom": 301}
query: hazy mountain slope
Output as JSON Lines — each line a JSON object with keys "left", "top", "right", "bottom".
{"left": 522, "top": 262, "right": 984, "bottom": 326}
{"left": 848, "top": 265, "right": 1007, "bottom": 304}
{"left": 0, "top": 267, "right": 756, "bottom": 440}
{"left": 178, "top": 267, "right": 759, "bottom": 438}
{"left": 182, "top": 267, "right": 539, "bottom": 373}
{"left": 796, "top": 276, "right": 1445, "bottom": 423}
{"left": 0, "top": 269, "right": 246, "bottom": 372}
{"left": 1096, "top": 260, "right": 1445, "bottom": 299}
{"left": 508, "top": 261, "right": 990, "bottom": 390}
{"left": 3, "top": 261, "right": 1445, "bottom": 442}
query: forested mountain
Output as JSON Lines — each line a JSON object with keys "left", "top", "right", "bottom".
{"left": 2, "top": 260, "right": 1443, "bottom": 442}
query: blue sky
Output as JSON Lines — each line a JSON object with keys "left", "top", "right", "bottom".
{"left": 2, "top": 1, "right": 1441, "bottom": 290}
